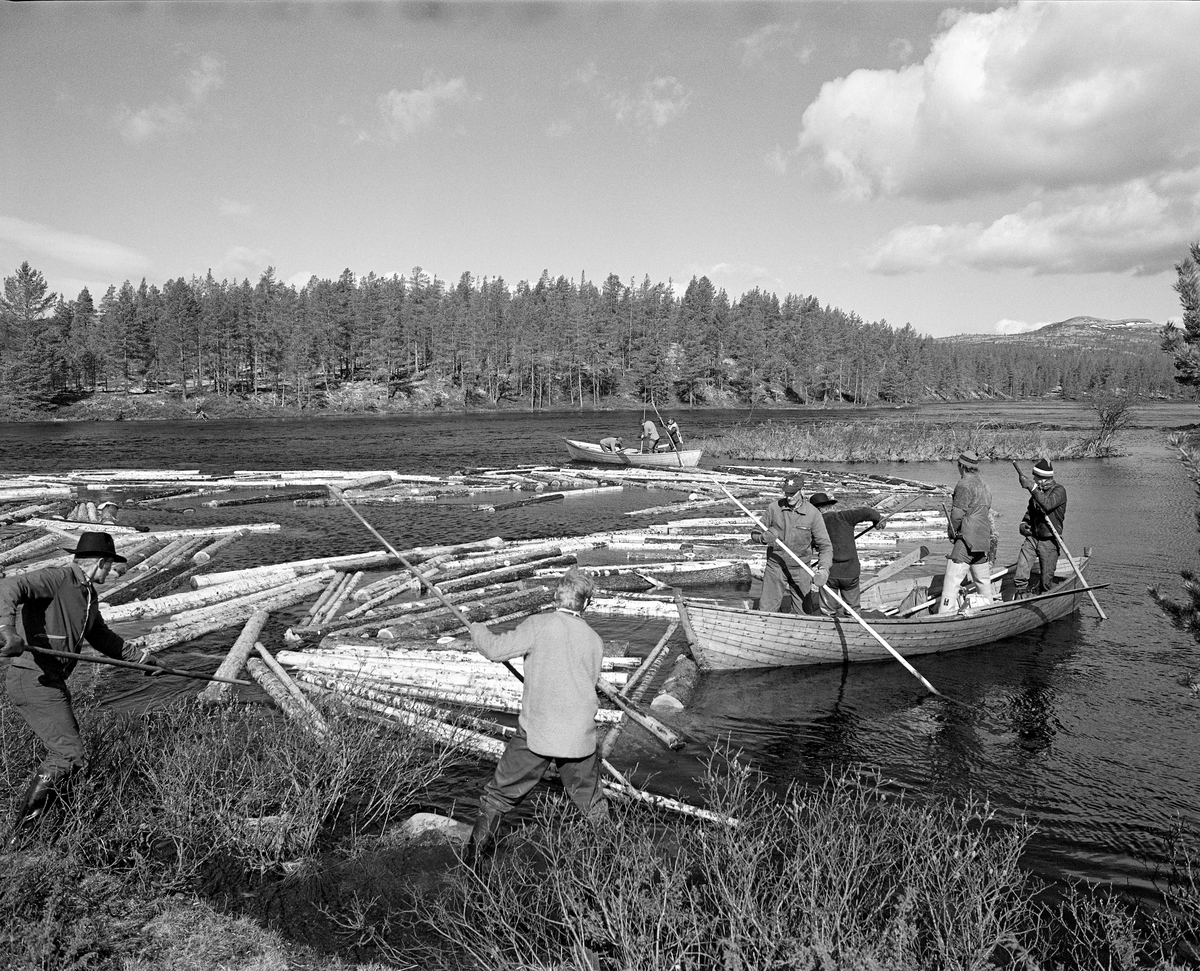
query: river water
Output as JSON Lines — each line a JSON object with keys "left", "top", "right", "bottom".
{"left": 4, "top": 405, "right": 1199, "bottom": 895}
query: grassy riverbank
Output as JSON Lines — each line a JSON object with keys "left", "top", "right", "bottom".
{"left": 694, "top": 417, "right": 1120, "bottom": 463}
{"left": 3, "top": 691, "right": 1198, "bottom": 969}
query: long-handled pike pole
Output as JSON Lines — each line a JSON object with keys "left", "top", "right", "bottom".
{"left": 27, "top": 646, "right": 252, "bottom": 686}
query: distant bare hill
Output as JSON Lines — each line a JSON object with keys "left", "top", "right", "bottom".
{"left": 939, "top": 316, "right": 1164, "bottom": 353}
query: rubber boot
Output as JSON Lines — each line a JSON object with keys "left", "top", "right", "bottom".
{"left": 936, "top": 561, "right": 970, "bottom": 614}
{"left": 465, "top": 807, "right": 505, "bottom": 866}
{"left": 968, "top": 562, "right": 994, "bottom": 606}
{"left": 7, "top": 768, "right": 68, "bottom": 845}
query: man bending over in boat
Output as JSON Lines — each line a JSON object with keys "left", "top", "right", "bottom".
{"left": 640, "top": 418, "right": 660, "bottom": 453}
{"left": 937, "top": 450, "right": 995, "bottom": 613}
{"left": 464, "top": 567, "right": 608, "bottom": 863}
{"left": 0, "top": 531, "right": 163, "bottom": 843}
{"left": 809, "top": 492, "right": 881, "bottom": 613}
{"left": 751, "top": 475, "right": 833, "bottom": 614}
{"left": 599, "top": 436, "right": 623, "bottom": 452}
{"left": 1013, "top": 458, "right": 1067, "bottom": 598}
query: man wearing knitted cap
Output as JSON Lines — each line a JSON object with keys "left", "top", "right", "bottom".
{"left": 1013, "top": 458, "right": 1067, "bottom": 598}
{"left": 750, "top": 475, "right": 833, "bottom": 614}
{"left": 937, "top": 450, "right": 996, "bottom": 614}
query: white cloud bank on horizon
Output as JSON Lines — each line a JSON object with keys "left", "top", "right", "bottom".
{"left": 377, "top": 77, "right": 471, "bottom": 140}
{"left": 994, "top": 318, "right": 1048, "bottom": 335}
{"left": 116, "top": 53, "right": 224, "bottom": 144}
{"left": 790, "top": 1, "right": 1200, "bottom": 277}
{"left": 0, "top": 214, "right": 151, "bottom": 276}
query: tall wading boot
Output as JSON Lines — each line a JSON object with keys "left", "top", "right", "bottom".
{"left": 936, "top": 561, "right": 971, "bottom": 614}
{"left": 7, "top": 768, "right": 70, "bottom": 846}
{"left": 465, "top": 807, "right": 505, "bottom": 866}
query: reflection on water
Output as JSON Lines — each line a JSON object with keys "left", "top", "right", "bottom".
{"left": 5, "top": 406, "right": 1200, "bottom": 893}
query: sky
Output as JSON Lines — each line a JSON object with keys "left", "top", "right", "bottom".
{"left": 2, "top": 0, "right": 1198, "bottom": 339}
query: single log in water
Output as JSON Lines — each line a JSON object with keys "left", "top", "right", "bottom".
{"left": 197, "top": 609, "right": 270, "bottom": 704}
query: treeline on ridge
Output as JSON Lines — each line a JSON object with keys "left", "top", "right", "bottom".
{"left": 0, "top": 260, "right": 1182, "bottom": 412}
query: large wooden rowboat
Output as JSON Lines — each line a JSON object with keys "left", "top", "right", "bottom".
{"left": 680, "top": 557, "right": 1091, "bottom": 671}
{"left": 563, "top": 439, "right": 703, "bottom": 468}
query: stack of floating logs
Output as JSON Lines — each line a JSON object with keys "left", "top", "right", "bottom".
{"left": 0, "top": 462, "right": 949, "bottom": 767}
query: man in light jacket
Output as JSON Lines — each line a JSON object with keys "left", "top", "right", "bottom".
{"left": 937, "top": 450, "right": 995, "bottom": 613}
{"left": 465, "top": 567, "right": 607, "bottom": 862}
{"left": 751, "top": 475, "right": 833, "bottom": 614}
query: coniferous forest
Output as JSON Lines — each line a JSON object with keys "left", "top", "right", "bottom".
{"left": 0, "top": 260, "right": 1183, "bottom": 414}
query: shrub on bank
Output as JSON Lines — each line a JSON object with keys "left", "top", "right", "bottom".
{"left": 694, "top": 419, "right": 1103, "bottom": 463}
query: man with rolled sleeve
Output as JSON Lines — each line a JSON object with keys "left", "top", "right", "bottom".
{"left": 1, "top": 531, "right": 160, "bottom": 842}
{"left": 751, "top": 475, "right": 833, "bottom": 615}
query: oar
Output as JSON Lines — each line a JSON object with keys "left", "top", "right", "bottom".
{"left": 1013, "top": 461, "right": 1106, "bottom": 621}
{"left": 327, "top": 486, "right": 686, "bottom": 751}
{"left": 713, "top": 477, "right": 953, "bottom": 702}
{"left": 861, "top": 544, "right": 930, "bottom": 592}
{"left": 971, "top": 581, "right": 1110, "bottom": 612}
{"left": 26, "top": 646, "right": 253, "bottom": 687}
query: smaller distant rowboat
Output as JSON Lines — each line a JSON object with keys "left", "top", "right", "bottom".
{"left": 680, "top": 556, "right": 1095, "bottom": 671}
{"left": 563, "top": 439, "right": 703, "bottom": 468}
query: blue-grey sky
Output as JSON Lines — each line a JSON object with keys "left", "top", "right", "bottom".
{"left": 2, "top": 1, "right": 1197, "bottom": 336}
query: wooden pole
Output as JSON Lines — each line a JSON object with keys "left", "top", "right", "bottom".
{"left": 649, "top": 397, "right": 684, "bottom": 468}
{"left": 328, "top": 485, "right": 688, "bottom": 750}
{"left": 854, "top": 491, "right": 924, "bottom": 539}
{"left": 26, "top": 646, "right": 252, "bottom": 687}
{"left": 1012, "top": 461, "right": 1106, "bottom": 620}
{"left": 711, "top": 476, "right": 950, "bottom": 700}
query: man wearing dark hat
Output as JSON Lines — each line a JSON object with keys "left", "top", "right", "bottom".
{"left": 938, "top": 450, "right": 996, "bottom": 614}
{"left": 664, "top": 417, "right": 683, "bottom": 449}
{"left": 1013, "top": 458, "right": 1067, "bottom": 598}
{"left": 809, "top": 492, "right": 882, "bottom": 613}
{"left": 750, "top": 475, "right": 833, "bottom": 614}
{"left": 0, "top": 531, "right": 160, "bottom": 841}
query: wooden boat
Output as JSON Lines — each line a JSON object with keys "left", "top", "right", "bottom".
{"left": 563, "top": 439, "right": 703, "bottom": 468}
{"left": 680, "top": 557, "right": 1092, "bottom": 671}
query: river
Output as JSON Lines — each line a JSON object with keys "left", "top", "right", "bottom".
{"left": 4, "top": 404, "right": 1199, "bottom": 896}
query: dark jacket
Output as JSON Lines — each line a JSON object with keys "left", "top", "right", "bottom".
{"left": 820, "top": 507, "right": 883, "bottom": 579}
{"left": 1022, "top": 480, "right": 1067, "bottom": 544}
{"left": 0, "top": 564, "right": 134, "bottom": 680}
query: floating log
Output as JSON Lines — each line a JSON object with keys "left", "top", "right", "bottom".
{"left": 197, "top": 609, "right": 270, "bottom": 704}
{"left": 203, "top": 489, "right": 328, "bottom": 508}
{"left": 252, "top": 643, "right": 330, "bottom": 737}
{"left": 104, "top": 568, "right": 323, "bottom": 622}
{"left": 651, "top": 656, "right": 699, "bottom": 711}
{"left": 312, "top": 570, "right": 364, "bottom": 626}
{"left": 191, "top": 530, "right": 247, "bottom": 565}
{"left": 191, "top": 550, "right": 397, "bottom": 588}
{"left": 623, "top": 621, "right": 679, "bottom": 701}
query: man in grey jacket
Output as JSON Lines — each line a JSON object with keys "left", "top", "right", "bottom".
{"left": 937, "top": 450, "right": 995, "bottom": 613}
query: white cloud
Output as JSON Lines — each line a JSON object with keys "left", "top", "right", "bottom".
{"left": 0, "top": 214, "right": 151, "bottom": 275}
{"left": 217, "top": 198, "right": 253, "bottom": 218}
{"left": 610, "top": 76, "right": 691, "bottom": 131}
{"left": 285, "top": 272, "right": 315, "bottom": 289}
{"left": 794, "top": 2, "right": 1200, "bottom": 202}
{"left": 864, "top": 175, "right": 1200, "bottom": 275}
{"left": 377, "top": 77, "right": 470, "bottom": 139}
{"left": 214, "top": 246, "right": 273, "bottom": 283}
{"left": 116, "top": 53, "right": 224, "bottom": 144}
{"left": 737, "top": 20, "right": 812, "bottom": 66}
{"left": 994, "top": 319, "right": 1048, "bottom": 334}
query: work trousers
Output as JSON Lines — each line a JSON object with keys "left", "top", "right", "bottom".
{"left": 640, "top": 436, "right": 659, "bottom": 453}
{"left": 5, "top": 661, "right": 85, "bottom": 774}
{"left": 1014, "top": 536, "right": 1060, "bottom": 595}
{"left": 759, "top": 563, "right": 822, "bottom": 615}
{"left": 480, "top": 725, "right": 607, "bottom": 820}
{"left": 821, "top": 574, "right": 861, "bottom": 612}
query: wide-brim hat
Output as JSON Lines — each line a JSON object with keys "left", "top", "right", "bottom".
{"left": 781, "top": 475, "right": 804, "bottom": 495}
{"left": 957, "top": 449, "right": 980, "bottom": 470}
{"left": 809, "top": 492, "right": 837, "bottom": 507}
{"left": 62, "top": 531, "right": 126, "bottom": 563}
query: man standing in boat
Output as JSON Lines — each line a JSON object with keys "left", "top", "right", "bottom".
{"left": 1013, "top": 458, "right": 1067, "bottom": 598}
{"left": 664, "top": 417, "right": 683, "bottom": 449}
{"left": 751, "top": 475, "right": 833, "bottom": 614}
{"left": 0, "top": 531, "right": 162, "bottom": 843}
{"left": 809, "top": 492, "right": 882, "bottom": 613}
{"left": 464, "top": 567, "right": 608, "bottom": 863}
{"left": 640, "top": 418, "right": 660, "bottom": 453}
{"left": 937, "top": 450, "right": 995, "bottom": 613}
